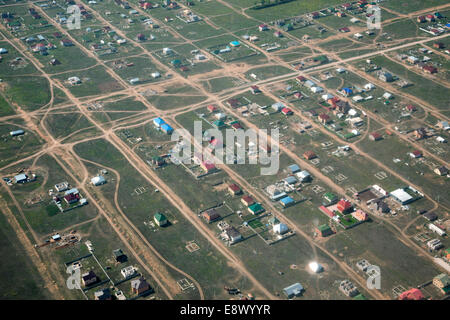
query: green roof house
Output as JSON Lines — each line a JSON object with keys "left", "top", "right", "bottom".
{"left": 324, "top": 192, "right": 338, "bottom": 204}
{"left": 248, "top": 203, "right": 265, "bottom": 215}
{"left": 316, "top": 224, "right": 333, "bottom": 237}
{"left": 213, "top": 120, "right": 225, "bottom": 129}
{"left": 154, "top": 212, "right": 168, "bottom": 226}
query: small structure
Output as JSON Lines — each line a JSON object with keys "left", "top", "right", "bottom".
{"left": 433, "top": 274, "right": 450, "bottom": 294}
{"left": 81, "top": 270, "right": 98, "bottom": 286}
{"left": 228, "top": 183, "right": 242, "bottom": 196}
{"left": 398, "top": 288, "right": 424, "bottom": 300}
{"left": 10, "top": 129, "right": 24, "bottom": 137}
{"left": 339, "top": 280, "right": 359, "bottom": 297}
{"left": 248, "top": 203, "right": 264, "bottom": 215}
{"left": 120, "top": 266, "right": 136, "bottom": 279}
{"left": 316, "top": 224, "right": 333, "bottom": 237}
{"left": 154, "top": 212, "right": 168, "bottom": 227}
{"left": 113, "top": 249, "right": 128, "bottom": 263}
{"left": 241, "top": 195, "right": 254, "bottom": 206}
{"left": 14, "top": 173, "right": 28, "bottom": 183}
{"left": 273, "top": 223, "right": 289, "bottom": 235}
{"left": 91, "top": 175, "right": 106, "bottom": 186}
{"left": 94, "top": 288, "right": 112, "bottom": 300}
{"left": 337, "top": 199, "right": 352, "bottom": 214}
{"left": 303, "top": 151, "right": 317, "bottom": 160}
{"left": 131, "top": 277, "right": 152, "bottom": 295}
{"left": 223, "top": 227, "right": 242, "bottom": 244}
{"left": 283, "top": 283, "right": 304, "bottom": 299}
{"left": 202, "top": 208, "right": 221, "bottom": 223}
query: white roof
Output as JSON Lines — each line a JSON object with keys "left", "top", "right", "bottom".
{"left": 91, "top": 175, "right": 106, "bottom": 185}
{"left": 390, "top": 188, "right": 413, "bottom": 203}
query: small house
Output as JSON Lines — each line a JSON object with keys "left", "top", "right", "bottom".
{"left": 154, "top": 212, "right": 168, "bottom": 227}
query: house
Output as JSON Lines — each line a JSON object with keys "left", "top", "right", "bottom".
{"left": 409, "top": 150, "right": 422, "bottom": 158}
{"left": 131, "top": 277, "right": 152, "bottom": 295}
{"left": 200, "top": 161, "right": 216, "bottom": 173}
{"left": 207, "top": 104, "right": 217, "bottom": 113}
{"left": 323, "top": 192, "right": 338, "bottom": 204}
{"left": 94, "top": 288, "right": 112, "bottom": 300}
{"left": 369, "top": 132, "right": 382, "bottom": 141}
{"left": 288, "top": 164, "right": 301, "bottom": 174}
{"left": 425, "top": 14, "right": 435, "bottom": 22}
{"left": 398, "top": 288, "right": 424, "bottom": 300}
{"left": 151, "top": 156, "right": 165, "bottom": 167}
{"left": 258, "top": 24, "right": 268, "bottom": 31}
{"left": 202, "top": 208, "right": 221, "bottom": 223}
{"left": 303, "top": 151, "right": 317, "bottom": 160}
{"left": 120, "top": 266, "right": 136, "bottom": 279}
{"left": 316, "top": 224, "right": 333, "bottom": 237}
{"left": 318, "top": 113, "right": 331, "bottom": 124}
{"left": 337, "top": 199, "right": 352, "bottom": 214}
{"left": 390, "top": 188, "right": 414, "bottom": 205}
{"left": 161, "top": 123, "right": 174, "bottom": 134}
{"left": 352, "top": 209, "right": 368, "bottom": 222}
{"left": 339, "top": 280, "right": 359, "bottom": 297}
{"left": 427, "top": 239, "right": 443, "bottom": 250}
{"left": 433, "top": 274, "right": 450, "bottom": 294}
{"left": 231, "top": 122, "right": 243, "bottom": 131}
{"left": 68, "top": 76, "right": 81, "bottom": 85}
{"left": 60, "top": 39, "right": 73, "bottom": 46}
{"left": 274, "top": 31, "right": 282, "bottom": 38}
{"left": 423, "top": 211, "right": 438, "bottom": 221}
{"left": 136, "top": 33, "right": 146, "bottom": 42}
{"left": 228, "top": 183, "right": 241, "bottom": 196}
{"left": 296, "top": 170, "right": 311, "bottom": 182}
{"left": 248, "top": 203, "right": 264, "bottom": 215}
{"left": 91, "top": 175, "right": 106, "bottom": 186}
{"left": 81, "top": 270, "right": 98, "bottom": 286}
{"left": 154, "top": 212, "right": 168, "bottom": 226}
{"left": 273, "top": 223, "right": 289, "bottom": 234}
{"left": 241, "top": 195, "right": 254, "bottom": 206}
{"left": 339, "top": 27, "right": 350, "bottom": 33}
{"left": 414, "top": 128, "right": 427, "bottom": 140}
{"left": 296, "top": 76, "right": 306, "bottom": 83}
{"left": 417, "top": 16, "right": 426, "bottom": 23}
{"left": 372, "top": 199, "right": 390, "bottom": 213}
{"left": 434, "top": 166, "right": 448, "bottom": 176}
{"left": 406, "top": 104, "right": 416, "bottom": 112}
{"left": 153, "top": 117, "right": 165, "bottom": 128}
{"left": 283, "top": 283, "right": 304, "bottom": 299}
{"left": 64, "top": 193, "right": 79, "bottom": 204}
{"left": 281, "top": 107, "right": 293, "bottom": 116}
{"left": 436, "top": 120, "right": 450, "bottom": 131}
{"left": 423, "top": 65, "right": 437, "bottom": 74}
{"left": 379, "top": 72, "right": 394, "bottom": 82}
{"left": 113, "top": 249, "right": 127, "bottom": 263}
{"left": 55, "top": 182, "right": 69, "bottom": 192}
{"left": 10, "top": 129, "right": 24, "bottom": 137}
{"left": 250, "top": 85, "right": 261, "bottom": 94}
{"left": 433, "top": 42, "right": 445, "bottom": 49}
{"left": 223, "top": 227, "right": 242, "bottom": 244}
{"left": 280, "top": 196, "right": 294, "bottom": 208}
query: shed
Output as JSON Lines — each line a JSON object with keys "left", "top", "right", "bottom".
{"left": 283, "top": 283, "right": 304, "bottom": 298}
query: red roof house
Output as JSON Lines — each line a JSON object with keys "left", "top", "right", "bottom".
{"left": 398, "top": 288, "right": 424, "bottom": 300}
{"left": 337, "top": 199, "right": 353, "bottom": 214}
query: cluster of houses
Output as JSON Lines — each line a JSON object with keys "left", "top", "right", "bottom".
{"left": 396, "top": 48, "right": 442, "bottom": 75}
{"left": 51, "top": 183, "right": 88, "bottom": 212}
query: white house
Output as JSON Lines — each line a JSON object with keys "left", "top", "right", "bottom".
{"left": 273, "top": 223, "right": 289, "bottom": 235}
{"left": 91, "top": 175, "right": 106, "bottom": 186}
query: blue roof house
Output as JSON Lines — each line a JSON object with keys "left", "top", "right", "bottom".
{"left": 153, "top": 117, "right": 165, "bottom": 127}
{"left": 280, "top": 196, "right": 295, "bottom": 207}
{"left": 161, "top": 123, "right": 174, "bottom": 134}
